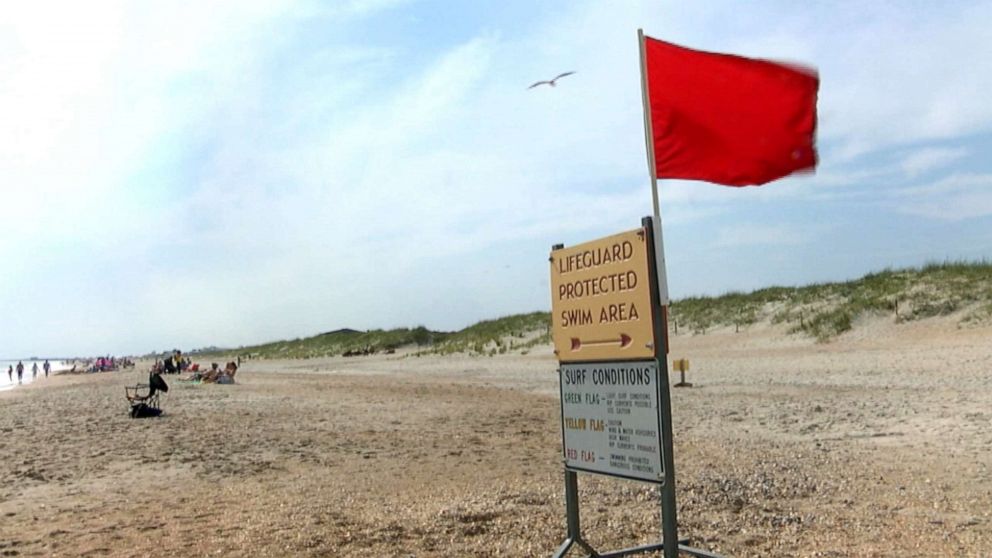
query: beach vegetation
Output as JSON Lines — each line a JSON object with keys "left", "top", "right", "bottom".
{"left": 672, "top": 260, "right": 992, "bottom": 341}
{"left": 197, "top": 261, "right": 992, "bottom": 357}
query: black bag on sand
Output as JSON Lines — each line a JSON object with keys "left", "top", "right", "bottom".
{"left": 131, "top": 403, "right": 163, "bottom": 418}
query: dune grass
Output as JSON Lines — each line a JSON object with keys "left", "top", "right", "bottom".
{"left": 415, "top": 311, "right": 551, "bottom": 357}
{"left": 190, "top": 261, "right": 991, "bottom": 359}
{"left": 195, "top": 313, "right": 553, "bottom": 360}
{"left": 672, "top": 260, "right": 992, "bottom": 341}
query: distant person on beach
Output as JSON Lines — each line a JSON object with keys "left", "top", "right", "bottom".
{"left": 7, "top": 365, "right": 11, "bottom": 382}
{"left": 31, "top": 362, "right": 38, "bottom": 379}
{"left": 183, "top": 362, "right": 210, "bottom": 382}
{"left": 202, "top": 361, "right": 237, "bottom": 383}
{"left": 163, "top": 351, "right": 181, "bottom": 374}
{"left": 219, "top": 361, "right": 238, "bottom": 383}
{"left": 16, "top": 361, "right": 23, "bottom": 383}
{"left": 43, "top": 360, "right": 50, "bottom": 377}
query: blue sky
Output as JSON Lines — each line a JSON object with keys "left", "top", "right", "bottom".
{"left": 1, "top": 0, "right": 991, "bottom": 357}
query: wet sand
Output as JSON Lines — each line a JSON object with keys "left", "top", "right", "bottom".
{"left": 0, "top": 315, "right": 990, "bottom": 557}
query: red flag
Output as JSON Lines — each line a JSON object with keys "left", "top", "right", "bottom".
{"left": 644, "top": 37, "right": 819, "bottom": 186}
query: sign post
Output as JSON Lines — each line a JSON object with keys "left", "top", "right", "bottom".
{"left": 550, "top": 217, "right": 723, "bottom": 558}
{"left": 673, "top": 359, "right": 692, "bottom": 388}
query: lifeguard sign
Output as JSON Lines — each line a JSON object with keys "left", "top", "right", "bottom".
{"left": 550, "top": 227, "right": 656, "bottom": 363}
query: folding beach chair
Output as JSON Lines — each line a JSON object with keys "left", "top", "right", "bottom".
{"left": 125, "top": 372, "right": 169, "bottom": 418}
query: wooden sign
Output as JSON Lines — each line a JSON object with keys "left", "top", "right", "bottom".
{"left": 550, "top": 227, "right": 656, "bottom": 362}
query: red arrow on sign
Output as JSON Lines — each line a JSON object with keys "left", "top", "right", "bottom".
{"left": 570, "top": 334, "right": 632, "bottom": 351}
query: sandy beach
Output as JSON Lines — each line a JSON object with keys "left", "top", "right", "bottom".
{"left": 1, "top": 315, "right": 990, "bottom": 557}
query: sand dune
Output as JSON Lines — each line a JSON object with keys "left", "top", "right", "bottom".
{"left": 1, "top": 316, "right": 990, "bottom": 557}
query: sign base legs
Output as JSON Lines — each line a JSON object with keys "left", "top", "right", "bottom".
{"left": 553, "top": 470, "right": 598, "bottom": 558}
{"left": 555, "top": 538, "right": 725, "bottom": 558}
{"left": 553, "top": 470, "right": 727, "bottom": 558}
{"left": 552, "top": 537, "right": 599, "bottom": 558}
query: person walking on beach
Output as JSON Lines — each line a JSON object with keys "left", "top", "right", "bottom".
{"left": 16, "top": 361, "right": 23, "bottom": 383}
{"left": 6, "top": 365, "right": 11, "bottom": 383}
{"left": 31, "top": 362, "right": 38, "bottom": 379}
{"left": 43, "top": 360, "right": 50, "bottom": 378}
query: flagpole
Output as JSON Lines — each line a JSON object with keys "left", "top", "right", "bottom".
{"left": 639, "top": 28, "right": 680, "bottom": 558}
{"left": 638, "top": 28, "right": 670, "bottom": 307}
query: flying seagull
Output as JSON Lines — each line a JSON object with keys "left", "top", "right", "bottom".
{"left": 528, "top": 71, "right": 576, "bottom": 89}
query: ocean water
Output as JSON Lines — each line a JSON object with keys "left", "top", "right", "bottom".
{"left": 0, "top": 359, "right": 72, "bottom": 391}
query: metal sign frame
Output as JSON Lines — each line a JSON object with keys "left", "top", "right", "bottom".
{"left": 551, "top": 217, "right": 725, "bottom": 558}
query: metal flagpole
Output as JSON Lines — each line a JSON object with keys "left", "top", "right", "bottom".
{"left": 638, "top": 28, "right": 670, "bottom": 307}
{"left": 638, "top": 28, "right": 679, "bottom": 558}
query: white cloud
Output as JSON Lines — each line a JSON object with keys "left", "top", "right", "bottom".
{"left": 814, "top": 2, "right": 992, "bottom": 160}
{"left": 899, "top": 147, "right": 970, "bottom": 178}
{"left": 712, "top": 223, "right": 815, "bottom": 249}
{"left": 895, "top": 173, "right": 992, "bottom": 221}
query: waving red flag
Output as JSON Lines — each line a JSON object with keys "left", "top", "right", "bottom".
{"left": 644, "top": 37, "right": 819, "bottom": 186}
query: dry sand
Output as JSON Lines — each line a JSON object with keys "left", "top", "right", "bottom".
{"left": 1, "top": 316, "right": 990, "bottom": 557}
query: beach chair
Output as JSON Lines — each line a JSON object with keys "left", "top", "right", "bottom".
{"left": 126, "top": 372, "right": 169, "bottom": 418}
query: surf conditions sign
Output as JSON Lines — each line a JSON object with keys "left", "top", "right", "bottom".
{"left": 559, "top": 361, "right": 665, "bottom": 482}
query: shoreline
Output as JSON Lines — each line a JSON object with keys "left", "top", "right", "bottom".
{"left": 0, "top": 359, "right": 76, "bottom": 391}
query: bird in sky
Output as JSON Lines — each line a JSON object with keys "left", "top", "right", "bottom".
{"left": 528, "top": 71, "right": 576, "bottom": 89}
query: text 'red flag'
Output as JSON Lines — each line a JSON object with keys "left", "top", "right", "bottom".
{"left": 644, "top": 37, "right": 819, "bottom": 186}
